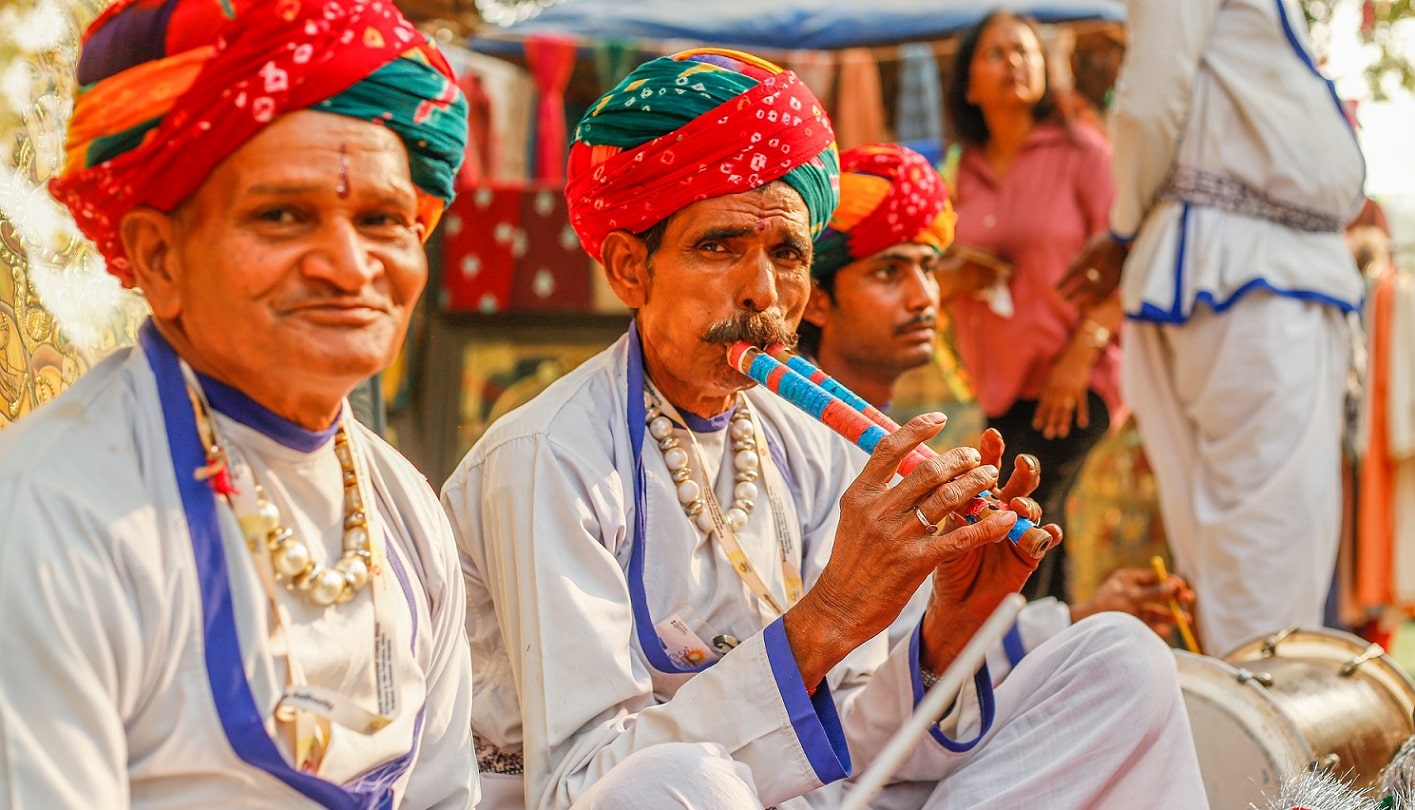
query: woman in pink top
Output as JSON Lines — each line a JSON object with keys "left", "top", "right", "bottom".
{"left": 942, "top": 10, "right": 1123, "bottom": 603}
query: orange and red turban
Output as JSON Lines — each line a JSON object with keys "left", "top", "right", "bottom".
{"left": 565, "top": 48, "right": 839, "bottom": 263}
{"left": 49, "top": 0, "right": 468, "bottom": 287}
{"left": 811, "top": 143, "right": 956, "bottom": 280}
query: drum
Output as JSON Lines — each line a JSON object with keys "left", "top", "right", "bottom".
{"left": 1177, "top": 627, "right": 1415, "bottom": 808}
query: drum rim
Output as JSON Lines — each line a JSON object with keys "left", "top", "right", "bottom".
{"left": 1174, "top": 649, "right": 1314, "bottom": 765}
{"left": 1221, "top": 626, "right": 1415, "bottom": 722}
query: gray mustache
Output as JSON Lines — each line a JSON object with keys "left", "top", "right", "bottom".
{"left": 702, "top": 311, "right": 798, "bottom": 348}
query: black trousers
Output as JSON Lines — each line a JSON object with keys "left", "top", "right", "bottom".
{"left": 986, "top": 390, "right": 1110, "bottom": 603}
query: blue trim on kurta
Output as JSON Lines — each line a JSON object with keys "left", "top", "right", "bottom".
{"left": 1127, "top": 199, "right": 1360, "bottom": 324}
{"left": 1169, "top": 203, "right": 1192, "bottom": 321}
{"left": 139, "top": 322, "right": 412, "bottom": 809}
{"left": 197, "top": 371, "right": 338, "bottom": 452}
{"left": 626, "top": 323, "right": 808, "bottom": 674}
{"left": 1273, "top": 0, "right": 1367, "bottom": 189}
{"left": 1002, "top": 623, "right": 1026, "bottom": 668}
{"left": 763, "top": 618, "right": 851, "bottom": 784}
{"left": 626, "top": 326, "right": 845, "bottom": 780}
{"left": 1129, "top": 279, "right": 1362, "bottom": 324}
{"left": 908, "top": 622, "right": 997, "bottom": 753}
{"left": 679, "top": 407, "right": 734, "bottom": 433}
{"left": 626, "top": 322, "right": 714, "bottom": 675}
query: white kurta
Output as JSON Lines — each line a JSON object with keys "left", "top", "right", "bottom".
{"left": 1108, "top": 0, "right": 1364, "bottom": 654}
{"left": 1110, "top": 0, "right": 1364, "bottom": 321}
{"left": 443, "top": 328, "right": 1208, "bottom": 809}
{"left": 0, "top": 324, "right": 478, "bottom": 809}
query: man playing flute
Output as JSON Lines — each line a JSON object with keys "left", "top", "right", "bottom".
{"left": 798, "top": 142, "right": 1196, "bottom": 663}
{"left": 442, "top": 49, "right": 1207, "bottom": 810}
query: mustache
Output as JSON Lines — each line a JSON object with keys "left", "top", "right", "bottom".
{"left": 894, "top": 313, "right": 937, "bottom": 334}
{"left": 702, "top": 311, "right": 798, "bottom": 349}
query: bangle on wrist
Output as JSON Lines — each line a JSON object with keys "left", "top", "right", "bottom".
{"left": 1078, "top": 319, "right": 1111, "bottom": 349}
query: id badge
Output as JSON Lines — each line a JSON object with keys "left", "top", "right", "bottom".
{"left": 654, "top": 614, "right": 720, "bottom": 669}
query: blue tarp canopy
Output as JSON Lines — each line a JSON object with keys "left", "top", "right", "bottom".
{"left": 483, "top": 0, "right": 1124, "bottom": 50}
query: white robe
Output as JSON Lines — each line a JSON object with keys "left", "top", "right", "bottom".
{"left": 0, "top": 324, "right": 478, "bottom": 809}
{"left": 1108, "top": 0, "right": 1363, "bottom": 654}
{"left": 1110, "top": 0, "right": 1364, "bottom": 321}
{"left": 443, "top": 328, "right": 1208, "bottom": 809}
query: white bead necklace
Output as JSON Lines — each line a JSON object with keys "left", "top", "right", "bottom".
{"left": 644, "top": 390, "right": 761, "bottom": 533}
{"left": 254, "top": 426, "right": 374, "bottom": 607}
{"left": 187, "top": 382, "right": 373, "bottom": 608}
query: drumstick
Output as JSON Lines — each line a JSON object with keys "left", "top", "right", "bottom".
{"left": 1150, "top": 555, "right": 1200, "bottom": 653}
{"left": 840, "top": 594, "right": 1027, "bottom": 810}
{"left": 728, "top": 343, "right": 1052, "bottom": 558}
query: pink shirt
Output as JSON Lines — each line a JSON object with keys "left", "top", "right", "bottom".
{"left": 948, "top": 121, "right": 1122, "bottom": 419}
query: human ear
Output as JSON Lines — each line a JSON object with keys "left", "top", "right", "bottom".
{"left": 801, "top": 283, "right": 832, "bottom": 329}
{"left": 120, "top": 207, "right": 183, "bottom": 320}
{"left": 600, "top": 230, "right": 651, "bottom": 310}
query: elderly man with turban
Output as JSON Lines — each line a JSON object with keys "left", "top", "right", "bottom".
{"left": 443, "top": 51, "right": 1207, "bottom": 809}
{"left": 0, "top": 0, "right": 476, "bottom": 806}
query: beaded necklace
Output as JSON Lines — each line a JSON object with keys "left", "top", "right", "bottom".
{"left": 180, "top": 365, "right": 401, "bottom": 773}
{"left": 644, "top": 384, "right": 803, "bottom": 614}
{"left": 185, "top": 385, "right": 372, "bottom": 607}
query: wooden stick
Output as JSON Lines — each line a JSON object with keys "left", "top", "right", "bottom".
{"left": 1150, "top": 555, "right": 1200, "bottom": 653}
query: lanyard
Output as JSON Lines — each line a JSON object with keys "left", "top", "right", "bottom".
{"left": 182, "top": 364, "right": 400, "bottom": 774}
{"left": 647, "top": 382, "right": 803, "bottom": 616}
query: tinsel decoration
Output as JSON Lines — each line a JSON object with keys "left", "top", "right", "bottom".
{"left": 1255, "top": 769, "right": 1380, "bottom": 810}
{"left": 1380, "top": 734, "right": 1415, "bottom": 809}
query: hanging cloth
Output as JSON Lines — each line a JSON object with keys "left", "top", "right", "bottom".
{"left": 894, "top": 43, "right": 943, "bottom": 149}
{"left": 455, "top": 69, "right": 494, "bottom": 189}
{"left": 525, "top": 35, "right": 577, "bottom": 183}
{"left": 833, "top": 48, "right": 886, "bottom": 151}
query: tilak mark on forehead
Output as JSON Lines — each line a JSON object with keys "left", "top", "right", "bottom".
{"left": 336, "top": 144, "right": 350, "bottom": 199}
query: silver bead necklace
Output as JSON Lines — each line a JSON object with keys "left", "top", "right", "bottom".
{"left": 186, "top": 381, "right": 374, "bottom": 608}
{"left": 252, "top": 426, "right": 374, "bottom": 607}
{"left": 644, "top": 389, "right": 761, "bottom": 533}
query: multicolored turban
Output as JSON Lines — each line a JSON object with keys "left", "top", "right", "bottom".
{"left": 811, "top": 143, "right": 956, "bottom": 281}
{"left": 565, "top": 48, "right": 839, "bottom": 262}
{"left": 49, "top": 0, "right": 468, "bottom": 287}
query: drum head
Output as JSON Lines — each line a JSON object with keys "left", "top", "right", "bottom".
{"left": 1223, "top": 626, "right": 1415, "bottom": 729}
{"left": 1176, "top": 650, "right": 1313, "bottom": 808}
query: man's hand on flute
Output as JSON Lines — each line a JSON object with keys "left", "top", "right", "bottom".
{"left": 921, "top": 428, "right": 1062, "bottom": 676}
{"left": 783, "top": 416, "right": 1035, "bottom": 688}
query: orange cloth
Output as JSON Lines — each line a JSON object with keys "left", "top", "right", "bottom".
{"left": 1358, "top": 266, "right": 1395, "bottom": 607}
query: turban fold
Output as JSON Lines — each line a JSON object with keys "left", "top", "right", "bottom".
{"left": 812, "top": 143, "right": 955, "bottom": 280}
{"left": 50, "top": 0, "right": 468, "bottom": 287}
{"left": 565, "top": 48, "right": 839, "bottom": 262}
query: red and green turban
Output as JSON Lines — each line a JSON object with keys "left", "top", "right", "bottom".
{"left": 811, "top": 143, "right": 956, "bottom": 280}
{"left": 565, "top": 48, "right": 840, "bottom": 263}
{"left": 49, "top": 0, "right": 468, "bottom": 287}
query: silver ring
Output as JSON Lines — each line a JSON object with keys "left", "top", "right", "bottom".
{"left": 1084, "top": 267, "right": 1101, "bottom": 283}
{"left": 914, "top": 506, "right": 944, "bottom": 536}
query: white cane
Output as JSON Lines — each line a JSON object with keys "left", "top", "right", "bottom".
{"left": 839, "top": 593, "right": 1027, "bottom": 810}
